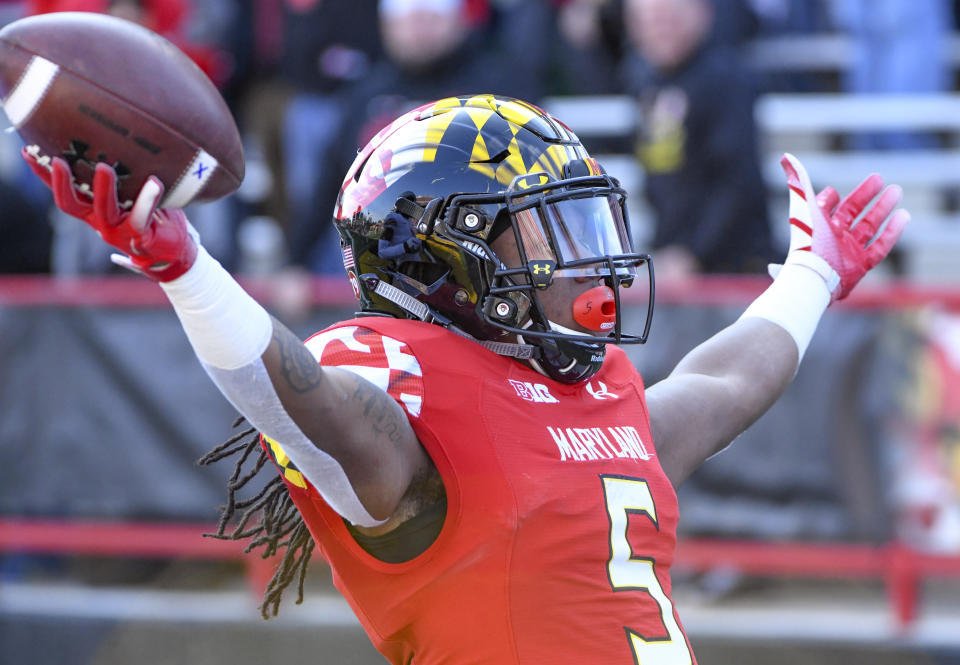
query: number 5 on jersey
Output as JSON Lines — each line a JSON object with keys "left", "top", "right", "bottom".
{"left": 601, "top": 475, "right": 693, "bottom": 665}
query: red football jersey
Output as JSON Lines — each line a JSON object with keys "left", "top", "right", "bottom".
{"left": 265, "top": 318, "right": 695, "bottom": 665}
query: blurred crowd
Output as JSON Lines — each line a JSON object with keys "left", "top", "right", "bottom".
{"left": 0, "top": 0, "right": 957, "bottom": 281}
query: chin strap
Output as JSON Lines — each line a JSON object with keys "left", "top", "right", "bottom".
{"left": 363, "top": 274, "right": 537, "bottom": 360}
{"left": 448, "top": 327, "right": 537, "bottom": 360}
{"left": 517, "top": 319, "right": 603, "bottom": 383}
{"left": 364, "top": 274, "right": 435, "bottom": 321}
{"left": 522, "top": 345, "right": 574, "bottom": 379}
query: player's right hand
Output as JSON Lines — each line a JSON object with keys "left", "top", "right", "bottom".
{"left": 23, "top": 149, "right": 198, "bottom": 282}
{"left": 773, "top": 153, "right": 910, "bottom": 302}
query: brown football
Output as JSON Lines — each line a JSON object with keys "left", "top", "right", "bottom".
{"left": 0, "top": 11, "right": 244, "bottom": 208}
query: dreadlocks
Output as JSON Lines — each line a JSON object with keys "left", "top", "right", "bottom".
{"left": 198, "top": 416, "right": 315, "bottom": 619}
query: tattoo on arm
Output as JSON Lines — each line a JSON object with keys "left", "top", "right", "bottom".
{"left": 350, "top": 378, "right": 406, "bottom": 447}
{"left": 271, "top": 318, "right": 323, "bottom": 393}
{"left": 269, "top": 318, "right": 409, "bottom": 448}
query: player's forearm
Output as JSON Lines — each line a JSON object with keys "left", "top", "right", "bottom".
{"left": 650, "top": 265, "right": 826, "bottom": 487}
{"left": 668, "top": 259, "right": 829, "bottom": 386}
{"left": 158, "top": 255, "right": 345, "bottom": 444}
{"left": 671, "top": 318, "right": 797, "bottom": 433}
{"left": 159, "top": 248, "right": 388, "bottom": 526}
{"left": 160, "top": 246, "right": 273, "bottom": 369}
{"left": 672, "top": 316, "right": 798, "bottom": 383}
{"left": 739, "top": 261, "right": 831, "bottom": 365}
{"left": 650, "top": 316, "right": 798, "bottom": 487}
{"left": 679, "top": 261, "right": 832, "bottom": 431}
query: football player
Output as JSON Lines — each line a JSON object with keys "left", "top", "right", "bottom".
{"left": 25, "top": 95, "right": 908, "bottom": 664}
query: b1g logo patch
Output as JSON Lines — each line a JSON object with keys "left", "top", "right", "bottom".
{"left": 509, "top": 379, "right": 558, "bottom": 404}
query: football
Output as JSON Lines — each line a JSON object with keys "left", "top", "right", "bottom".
{"left": 0, "top": 12, "right": 244, "bottom": 208}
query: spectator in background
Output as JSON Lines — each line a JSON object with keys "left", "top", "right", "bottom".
{"left": 482, "top": 0, "right": 555, "bottom": 98}
{"left": 0, "top": 6, "right": 53, "bottom": 273}
{"left": 28, "top": 0, "right": 232, "bottom": 86}
{"left": 275, "top": 0, "right": 381, "bottom": 271}
{"left": 623, "top": 0, "right": 775, "bottom": 278}
{"left": 0, "top": 178, "right": 51, "bottom": 273}
{"left": 232, "top": 0, "right": 383, "bottom": 315}
{"left": 549, "top": 0, "right": 626, "bottom": 95}
{"left": 23, "top": 0, "right": 242, "bottom": 273}
{"left": 827, "top": 0, "right": 953, "bottom": 150}
{"left": 289, "top": 0, "right": 538, "bottom": 275}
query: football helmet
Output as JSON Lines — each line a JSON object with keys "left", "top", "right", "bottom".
{"left": 334, "top": 95, "right": 654, "bottom": 383}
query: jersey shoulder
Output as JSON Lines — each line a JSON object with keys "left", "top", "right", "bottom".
{"left": 597, "top": 344, "right": 645, "bottom": 387}
{"left": 303, "top": 320, "right": 427, "bottom": 419}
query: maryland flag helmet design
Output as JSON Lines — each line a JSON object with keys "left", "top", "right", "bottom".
{"left": 335, "top": 94, "right": 653, "bottom": 383}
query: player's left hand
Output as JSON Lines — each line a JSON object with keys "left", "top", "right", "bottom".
{"left": 23, "top": 149, "right": 198, "bottom": 282}
{"left": 772, "top": 153, "right": 910, "bottom": 302}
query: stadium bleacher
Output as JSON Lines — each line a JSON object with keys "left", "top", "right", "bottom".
{"left": 544, "top": 90, "right": 960, "bottom": 282}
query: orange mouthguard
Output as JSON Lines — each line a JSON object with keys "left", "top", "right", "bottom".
{"left": 572, "top": 285, "right": 616, "bottom": 332}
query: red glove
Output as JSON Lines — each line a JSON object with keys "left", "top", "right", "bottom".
{"left": 773, "top": 153, "right": 910, "bottom": 302}
{"left": 23, "top": 148, "right": 198, "bottom": 282}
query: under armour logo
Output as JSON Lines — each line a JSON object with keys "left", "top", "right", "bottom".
{"left": 586, "top": 381, "right": 618, "bottom": 400}
{"left": 194, "top": 162, "right": 208, "bottom": 179}
{"left": 528, "top": 260, "right": 556, "bottom": 287}
{"left": 513, "top": 172, "right": 551, "bottom": 190}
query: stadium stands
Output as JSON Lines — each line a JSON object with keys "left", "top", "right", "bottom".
{"left": 544, "top": 91, "right": 960, "bottom": 281}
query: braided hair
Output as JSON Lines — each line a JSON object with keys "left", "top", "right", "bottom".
{"left": 198, "top": 417, "right": 314, "bottom": 619}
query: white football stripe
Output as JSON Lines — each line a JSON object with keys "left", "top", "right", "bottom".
{"left": 3, "top": 56, "right": 59, "bottom": 127}
{"left": 163, "top": 148, "right": 218, "bottom": 209}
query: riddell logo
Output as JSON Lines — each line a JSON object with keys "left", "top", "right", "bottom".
{"left": 509, "top": 379, "right": 559, "bottom": 404}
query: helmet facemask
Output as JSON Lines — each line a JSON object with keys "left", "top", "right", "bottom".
{"left": 442, "top": 170, "right": 655, "bottom": 383}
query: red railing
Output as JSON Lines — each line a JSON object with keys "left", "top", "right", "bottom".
{"left": 0, "top": 519, "right": 277, "bottom": 597}
{"left": 675, "top": 538, "right": 960, "bottom": 629}
{"left": 2, "top": 518, "right": 960, "bottom": 629}
{"left": 3, "top": 273, "right": 960, "bottom": 309}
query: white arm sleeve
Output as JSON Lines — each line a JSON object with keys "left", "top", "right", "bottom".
{"left": 202, "top": 360, "right": 386, "bottom": 527}
{"left": 739, "top": 262, "right": 831, "bottom": 364}
{"left": 160, "top": 248, "right": 386, "bottom": 527}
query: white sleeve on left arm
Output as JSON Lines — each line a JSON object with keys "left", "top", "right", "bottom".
{"left": 203, "top": 360, "right": 387, "bottom": 527}
{"left": 161, "top": 248, "right": 386, "bottom": 527}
